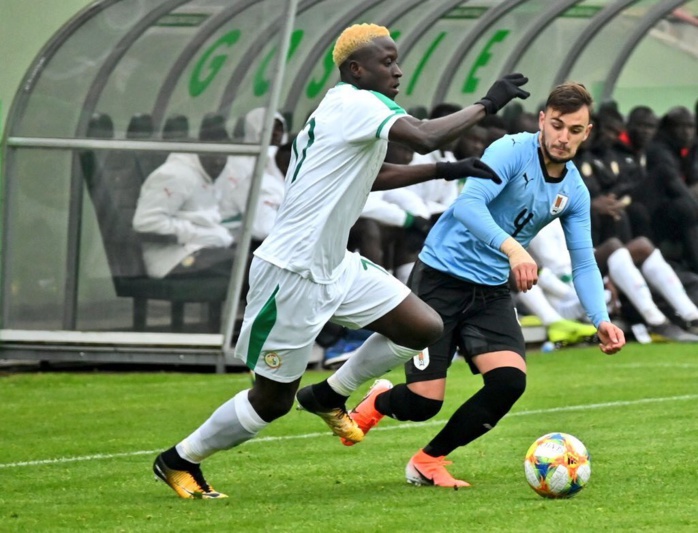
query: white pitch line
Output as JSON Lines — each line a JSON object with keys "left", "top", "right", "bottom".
{"left": 1, "top": 393, "right": 696, "bottom": 469}
{"left": 0, "top": 450, "right": 161, "bottom": 468}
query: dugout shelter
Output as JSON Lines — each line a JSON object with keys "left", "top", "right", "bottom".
{"left": 2, "top": 0, "right": 697, "bottom": 371}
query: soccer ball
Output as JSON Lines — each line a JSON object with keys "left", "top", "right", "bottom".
{"left": 524, "top": 432, "right": 591, "bottom": 498}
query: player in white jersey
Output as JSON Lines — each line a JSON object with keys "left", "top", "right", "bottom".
{"left": 153, "top": 22, "right": 529, "bottom": 499}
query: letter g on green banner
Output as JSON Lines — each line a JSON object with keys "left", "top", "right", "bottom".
{"left": 189, "top": 30, "right": 241, "bottom": 97}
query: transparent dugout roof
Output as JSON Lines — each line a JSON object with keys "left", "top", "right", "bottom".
{"left": 7, "top": 0, "right": 697, "bottom": 142}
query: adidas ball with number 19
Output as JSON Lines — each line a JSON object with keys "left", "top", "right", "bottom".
{"left": 524, "top": 432, "right": 591, "bottom": 498}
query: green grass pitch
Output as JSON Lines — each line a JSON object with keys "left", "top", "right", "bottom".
{"left": 1, "top": 342, "right": 697, "bottom": 532}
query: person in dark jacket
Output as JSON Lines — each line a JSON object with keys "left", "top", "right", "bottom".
{"left": 639, "top": 106, "right": 698, "bottom": 274}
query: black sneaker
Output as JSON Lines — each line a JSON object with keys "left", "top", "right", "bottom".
{"left": 648, "top": 321, "right": 698, "bottom": 343}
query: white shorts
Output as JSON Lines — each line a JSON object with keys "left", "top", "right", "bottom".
{"left": 234, "top": 251, "right": 410, "bottom": 382}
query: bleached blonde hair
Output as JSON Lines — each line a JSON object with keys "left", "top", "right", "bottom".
{"left": 332, "top": 23, "right": 391, "bottom": 67}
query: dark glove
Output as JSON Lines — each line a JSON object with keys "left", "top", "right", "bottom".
{"left": 405, "top": 214, "right": 432, "bottom": 236}
{"left": 476, "top": 73, "right": 530, "bottom": 115}
{"left": 435, "top": 157, "right": 502, "bottom": 184}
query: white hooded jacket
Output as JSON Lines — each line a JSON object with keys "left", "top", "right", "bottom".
{"left": 216, "top": 107, "right": 286, "bottom": 241}
{"left": 133, "top": 152, "right": 233, "bottom": 278}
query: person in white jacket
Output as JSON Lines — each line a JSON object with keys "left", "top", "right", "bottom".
{"left": 403, "top": 103, "right": 461, "bottom": 217}
{"left": 132, "top": 116, "right": 235, "bottom": 279}
{"left": 217, "top": 107, "right": 287, "bottom": 243}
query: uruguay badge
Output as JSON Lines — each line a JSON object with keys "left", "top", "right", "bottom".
{"left": 413, "top": 348, "right": 430, "bottom": 370}
{"left": 550, "top": 194, "right": 569, "bottom": 215}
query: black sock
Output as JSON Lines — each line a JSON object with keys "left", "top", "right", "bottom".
{"left": 161, "top": 446, "right": 198, "bottom": 470}
{"left": 311, "top": 380, "right": 348, "bottom": 409}
{"left": 424, "top": 367, "right": 526, "bottom": 457}
{"left": 375, "top": 383, "right": 442, "bottom": 421}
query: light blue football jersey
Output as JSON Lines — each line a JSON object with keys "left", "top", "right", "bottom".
{"left": 420, "top": 131, "right": 608, "bottom": 326}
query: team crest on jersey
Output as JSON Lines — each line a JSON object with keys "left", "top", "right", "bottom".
{"left": 550, "top": 194, "right": 569, "bottom": 215}
{"left": 263, "top": 352, "right": 281, "bottom": 369}
{"left": 413, "top": 348, "right": 430, "bottom": 370}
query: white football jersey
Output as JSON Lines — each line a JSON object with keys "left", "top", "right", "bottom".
{"left": 254, "top": 83, "right": 406, "bottom": 283}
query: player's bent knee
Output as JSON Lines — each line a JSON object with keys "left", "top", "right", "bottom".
{"left": 482, "top": 366, "right": 527, "bottom": 418}
{"left": 375, "top": 295, "right": 443, "bottom": 349}
{"left": 410, "top": 311, "right": 444, "bottom": 349}
{"left": 254, "top": 396, "right": 294, "bottom": 422}
{"left": 409, "top": 394, "right": 443, "bottom": 421}
{"left": 383, "top": 383, "right": 442, "bottom": 421}
{"left": 392, "top": 318, "right": 442, "bottom": 350}
{"left": 248, "top": 378, "right": 297, "bottom": 422}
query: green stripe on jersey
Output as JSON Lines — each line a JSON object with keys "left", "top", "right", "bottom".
{"left": 368, "top": 90, "right": 405, "bottom": 138}
{"left": 376, "top": 111, "right": 404, "bottom": 138}
{"left": 360, "top": 257, "right": 389, "bottom": 274}
{"left": 291, "top": 117, "right": 315, "bottom": 183}
{"left": 246, "top": 284, "right": 280, "bottom": 370}
{"left": 368, "top": 90, "right": 406, "bottom": 113}
{"left": 291, "top": 135, "right": 299, "bottom": 160}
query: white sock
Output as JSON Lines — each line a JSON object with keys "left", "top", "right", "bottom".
{"left": 395, "top": 262, "right": 415, "bottom": 284}
{"left": 537, "top": 267, "right": 575, "bottom": 299}
{"left": 515, "top": 284, "right": 563, "bottom": 325}
{"left": 177, "top": 390, "right": 268, "bottom": 463}
{"left": 328, "top": 334, "right": 421, "bottom": 396}
{"left": 641, "top": 249, "right": 698, "bottom": 321}
{"left": 607, "top": 248, "right": 666, "bottom": 325}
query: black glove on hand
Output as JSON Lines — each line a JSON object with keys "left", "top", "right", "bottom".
{"left": 435, "top": 157, "right": 502, "bottom": 184}
{"left": 476, "top": 73, "right": 530, "bottom": 115}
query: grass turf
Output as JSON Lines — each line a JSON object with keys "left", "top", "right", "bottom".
{"left": 1, "top": 342, "right": 697, "bottom": 532}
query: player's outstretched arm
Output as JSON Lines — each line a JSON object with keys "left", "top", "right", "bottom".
{"left": 596, "top": 321, "right": 626, "bottom": 354}
{"left": 372, "top": 157, "right": 501, "bottom": 190}
{"left": 388, "top": 73, "right": 530, "bottom": 154}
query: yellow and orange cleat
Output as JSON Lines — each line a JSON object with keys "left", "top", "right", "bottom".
{"left": 340, "top": 379, "right": 393, "bottom": 446}
{"left": 153, "top": 454, "right": 227, "bottom": 499}
{"left": 296, "top": 385, "right": 365, "bottom": 444}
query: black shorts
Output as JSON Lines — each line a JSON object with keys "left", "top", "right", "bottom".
{"left": 405, "top": 259, "right": 525, "bottom": 382}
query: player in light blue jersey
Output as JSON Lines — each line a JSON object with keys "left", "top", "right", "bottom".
{"left": 422, "top": 128, "right": 598, "bottom": 291}
{"left": 153, "top": 22, "right": 530, "bottom": 499}
{"left": 337, "top": 83, "right": 626, "bottom": 488}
